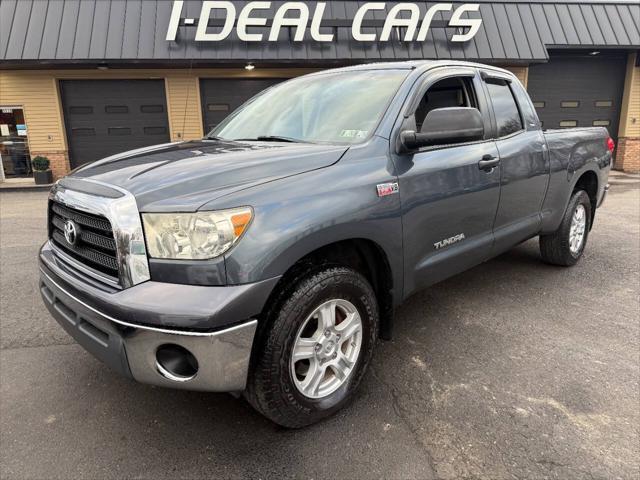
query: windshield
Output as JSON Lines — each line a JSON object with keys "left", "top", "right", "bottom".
{"left": 210, "top": 70, "right": 409, "bottom": 145}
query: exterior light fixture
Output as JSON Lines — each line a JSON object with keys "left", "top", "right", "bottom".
{"left": 245, "top": 63, "right": 255, "bottom": 71}
{"left": 589, "top": 51, "right": 600, "bottom": 56}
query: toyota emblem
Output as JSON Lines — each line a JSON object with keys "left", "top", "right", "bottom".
{"left": 63, "top": 219, "right": 78, "bottom": 246}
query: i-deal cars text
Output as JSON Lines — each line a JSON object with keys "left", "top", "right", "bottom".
{"left": 40, "top": 61, "right": 612, "bottom": 427}
{"left": 166, "top": 1, "right": 483, "bottom": 43}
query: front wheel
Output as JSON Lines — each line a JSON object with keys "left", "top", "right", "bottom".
{"left": 244, "top": 266, "right": 379, "bottom": 428}
{"left": 539, "top": 189, "right": 592, "bottom": 266}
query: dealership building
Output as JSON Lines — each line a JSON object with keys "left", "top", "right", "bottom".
{"left": 1, "top": 0, "right": 639, "bottom": 181}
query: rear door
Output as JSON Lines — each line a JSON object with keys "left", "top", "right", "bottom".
{"left": 395, "top": 67, "right": 501, "bottom": 296}
{"left": 480, "top": 71, "right": 550, "bottom": 255}
{"left": 200, "top": 78, "right": 284, "bottom": 133}
{"left": 60, "top": 80, "right": 170, "bottom": 169}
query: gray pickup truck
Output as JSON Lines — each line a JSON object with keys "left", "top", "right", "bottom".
{"left": 40, "top": 61, "right": 612, "bottom": 427}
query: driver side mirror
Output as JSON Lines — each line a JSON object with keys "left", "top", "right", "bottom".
{"left": 399, "top": 107, "right": 484, "bottom": 153}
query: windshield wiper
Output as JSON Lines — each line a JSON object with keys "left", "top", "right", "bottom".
{"left": 233, "top": 135, "right": 305, "bottom": 143}
{"left": 205, "top": 135, "right": 226, "bottom": 141}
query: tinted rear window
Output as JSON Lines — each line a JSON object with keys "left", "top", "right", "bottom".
{"left": 486, "top": 81, "right": 523, "bottom": 137}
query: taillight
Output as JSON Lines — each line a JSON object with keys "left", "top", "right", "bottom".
{"left": 607, "top": 137, "right": 615, "bottom": 153}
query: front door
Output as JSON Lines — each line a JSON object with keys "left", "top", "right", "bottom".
{"left": 0, "top": 106, "right": 31, "bottom": 178}
{"left": 395, "top": 69, "right": 502, "bottom": 297}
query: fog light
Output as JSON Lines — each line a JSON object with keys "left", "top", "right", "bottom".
{"left": 155, "top": 344, "right": 198, "bottom": 382}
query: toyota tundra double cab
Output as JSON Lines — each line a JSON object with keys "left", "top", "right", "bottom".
{"left": 40, "top": 61, "right": 612, "bottom": 427}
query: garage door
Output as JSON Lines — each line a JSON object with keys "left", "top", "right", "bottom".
{"left": 61, "top": 80, "right": 170, "bottom": 168}
{"left": 528, "top": 54, "right": 627, "bottom": 140}
{"left": 200, "top": 78, "right": 285, "bottom": 133}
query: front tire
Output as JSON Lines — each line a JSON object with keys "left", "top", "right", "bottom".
{"left": 244, "top": 266, "right": 379, "bottom": 428}
{"left": 539, "top": 189, "right": 592, "bottom": 266}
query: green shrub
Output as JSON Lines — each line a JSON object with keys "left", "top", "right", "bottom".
{"left": 32, "top": 156, "right": 50, "bottom": 172}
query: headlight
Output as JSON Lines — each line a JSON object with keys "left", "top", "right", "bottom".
{"left": 142, "top": 207, "right": 252, "bottom": 260}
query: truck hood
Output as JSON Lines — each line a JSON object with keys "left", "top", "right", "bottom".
{"left": 71, "top": 140, "right": 349, "bottom": 211}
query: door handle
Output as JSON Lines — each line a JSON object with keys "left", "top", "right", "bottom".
{"left": 478, "top": 155, "right": 500, "bottom": 171}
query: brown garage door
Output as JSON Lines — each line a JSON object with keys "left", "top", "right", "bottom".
{"left": 200, "top": 78, "right": 285, "bottom": 134}
{"left": 61, "top": 80, "right": 171, "bottom": 168}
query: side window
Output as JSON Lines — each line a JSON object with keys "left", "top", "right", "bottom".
{"left": 510, "top": 80, "right": 539, "bottom": 129}
{"left": 414, "top": 76, "right": 478, "bottom": 132}
{"left": 485, "top": 80, "right": 523, "bottom": 137}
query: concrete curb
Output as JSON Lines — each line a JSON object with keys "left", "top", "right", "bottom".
{"left": 0, "top": 184, "right": 54, "bottom": 192}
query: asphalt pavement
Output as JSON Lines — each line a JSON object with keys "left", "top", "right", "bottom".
{"left": 1, "top": 173, "right": 638, "bottom": 479}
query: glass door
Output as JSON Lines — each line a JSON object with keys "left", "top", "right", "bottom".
{"left": 0, "top": 106, "right": 32, "bottom": 178}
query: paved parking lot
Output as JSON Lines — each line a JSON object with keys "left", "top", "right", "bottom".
{"left": 1, "top": 173, "right": 638, "bottom": 479}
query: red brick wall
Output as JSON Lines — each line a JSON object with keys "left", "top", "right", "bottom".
{"left": 614, "top": 138, "right": 640, "bottom": 173}
{"left": 31, "top": 151, "right": 70, "bottom": 181}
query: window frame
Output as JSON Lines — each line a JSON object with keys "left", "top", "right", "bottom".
{"left": 480, "top": 71, "right": 526, "bottom": 140}
{"left": 395, "top": 67, "right": 493, "bottom": 153}
{"left": 413, "top": 77, "right": 477, "bottom": 132}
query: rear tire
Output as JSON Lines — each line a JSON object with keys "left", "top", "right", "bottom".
{"left": 244, "top": 266, "right": 379, "bottom": 428}
{"left": 539, "top": 189, "right": 592, "bottom": 266}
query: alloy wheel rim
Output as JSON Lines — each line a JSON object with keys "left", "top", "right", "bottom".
{"left": 290, "top": 299, "right": 363, "bottom": 399}
{"left": 569, "top": 204, "right": 587, "bottom": 254}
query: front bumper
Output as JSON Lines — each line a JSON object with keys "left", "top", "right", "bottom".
{"left": 40, "top": 268, "right": 257, "bottom": 392}
{"left": 38, "top": 243, "right": 278, "bottom": 392}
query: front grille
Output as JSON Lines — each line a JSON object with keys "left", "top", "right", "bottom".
{"left": 49, "top": 201, "right": 120, "bottom": 280}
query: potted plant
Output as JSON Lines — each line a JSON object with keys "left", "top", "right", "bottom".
{"left": 31, "top": 156, "right": 53, "bottom": 185}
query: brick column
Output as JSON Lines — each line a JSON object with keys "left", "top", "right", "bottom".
{"left": 31, "top": 151, "right": 70, "bottom": 181}
{"left": 616, "top": 53, "right": 639, "bottom": 173}
{"left": 615, "top": 139, "right": 640, "bottom": 173}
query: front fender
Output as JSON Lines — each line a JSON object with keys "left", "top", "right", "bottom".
{"left": 213, "top": 139, "right": 404, "bottom": 302}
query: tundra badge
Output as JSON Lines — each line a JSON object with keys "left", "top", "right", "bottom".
{"left": 434, "top": 233, "right": 466, "bottom": 250}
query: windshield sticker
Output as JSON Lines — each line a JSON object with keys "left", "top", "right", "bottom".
{"left": 340, "top": 130, "right": 368, "bottom": 139}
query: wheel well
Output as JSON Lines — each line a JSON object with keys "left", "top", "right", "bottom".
{"left": 573, "top": 171, "right": 598, "bottom": 229}
{"left": 261, "top": 239, "right": 395, "bottom": 341}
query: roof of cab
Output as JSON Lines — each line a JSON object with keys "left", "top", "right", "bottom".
{"left": 306, "top": 60, "right": 512, "bottom": 78}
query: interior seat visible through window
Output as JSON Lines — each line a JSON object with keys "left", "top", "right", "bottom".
{"left": 415, "top": 77, "right": 478, "bottom": 132}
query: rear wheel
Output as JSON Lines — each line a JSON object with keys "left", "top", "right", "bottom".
{"left": 244, "top": 266, "right": 379, "bottom": 428}
{"left": 540, "top": 189, "right": 592, "bottom": 266}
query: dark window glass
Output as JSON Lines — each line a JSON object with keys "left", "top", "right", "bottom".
{"left": 141, "top": 105, "right": 164, "bottom": 113}
{"left": 486, "top": 81, "right": 523, "bottom": 137}
{"left": 208, "top": 104, "right": 229, "bottom": 112}
{"left": 144, "top": 126, "right": 167, "bottom": 135}
{"left": 105, "top": 105, "right": 128, "bottom": 114}
{"left": 108, "top": 127, "right": 131, "bottom": 136}
{"left": 71, "top": 128, "right": 95, "bottom": 136}
{"left": 510, "top": 80, "right": 539, "bottom": 129}
{"left": 69, "top": 106, "right": 93, "bottom": 115}
{"left": 414, "top": 76, "right": 478, "bottom": 133}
